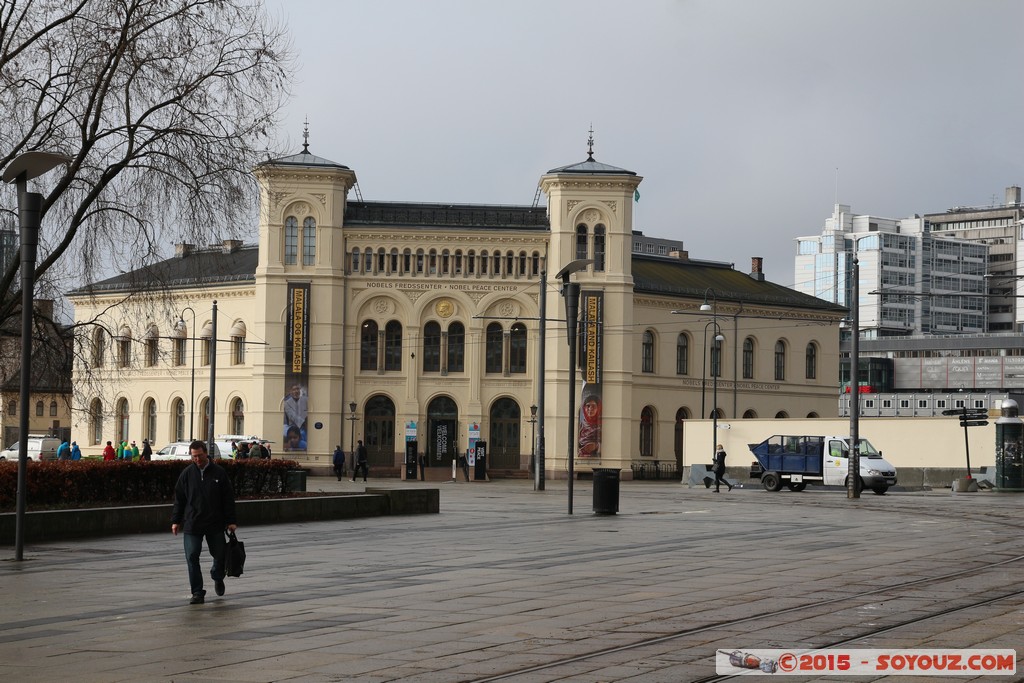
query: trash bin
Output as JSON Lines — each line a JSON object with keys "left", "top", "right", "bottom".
{"left": 286, "top": 469, "right": 307, "bottom": 492}
{"left": 592, "top": 468, "right": 620, "bottom": 515}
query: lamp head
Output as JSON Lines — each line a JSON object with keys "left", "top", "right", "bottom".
{"left": 530, "top": 404, "right": 538, "bottom": 417}
{"left": 349, "top": 401, "right": 356, "bottom": 413}
{"left": 699, "top": 302, "right": 712, "bottom": 312}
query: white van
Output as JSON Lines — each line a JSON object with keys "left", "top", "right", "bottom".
{"left": 0, "top": 435, "right": 61, "bottom": 462}
{"left": 153, "top": 441, "right": 223, "bottom": 461}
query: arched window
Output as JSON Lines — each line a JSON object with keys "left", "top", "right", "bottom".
{"left": 505, "top": 250, "right": 514, "bottom": 276}
{"left": 116, "top": 398, "right": 129, "bottom": 443}
{"left": 6, "top": 400, "right": 14, "bottom": 417}
{"left": 90, "top": 398, "right": 103, "bottom": 445}
{"left": 775, "top": 411, "right": 789, "bottom": 419}
{"left": 118, "top": 329, "right": 132, "bottom": 368}
{"left": 676, "top": 333, "right": 689, "bottom": 375}
{"left": 807, "top": 412, "right": 820, "bottom": 418}
{"left": 575, "top": 224, "right": 588, "bottom": 261}
{"left": 447, "top": 321, "right": 465, "bottom": 372}
{"left": 775, "top": 340, "right": 787, "bottom": 381}
{"left": 145, "top": 325, "right": 159, "bottom": 367}
{"left": 642, "top": 330, "right": 654, "bottom": 373}
{"left": 302, "top": 217, "right": 316, "bottom": 265}
{"left": 743, "top": 409, "right": 758, "bottom": 418}
{"left": 480, "top": 250, "right": 488, "bottom": 274}
{"left": 509, "top": 323, "right": 527, "bottom": 374}
{"left": 360, "top": 320, "right": 379, "bottom": 371}
{"left": 200, "top": 397, "right": 210, "bottom": 441}
{"left": 423, "top": 321, "right": 441, "bottom": 372}
{"left": 467, "top": 250, "right": 476, "bottom": 275}
{"left": 173, "top": 397, "right": 185, "bottom": 441}
{"left": 640, "top": 406, "right": 654, "bottom": 456}
{"left": 35, "top": 400, "right": 43, "bottom": 416}
{"left": 351, "top": 247, "right": 360, "bottom": 273}
{"left": 441, "top": 249, "right": 450, "bottom": 275}
{"left": 231, "top": 398, "right": 244, "bottom": 434}
{"left": 403, "top": 248, "right": 412, "bottom": 274}
{"left": 805, "top": 342, "right": 817, "bottom": 380}
{"left": 284, "top": 216, "right": 298, "bottom": 265}
{"left": 200, "top": 321, "right": 213, "bottom": 366}
{"left": 91, "top": 327, "right": 106, "bottom": 367}
{"left": 230, "top": 321, "right": 247, "bottom": 365}
{"left": 743, "top": 337, "right": 755, "bottom": 379}
{"left": 711, "top": 335, "right": 723, "bottom": 377}
{"left": 428, "top": 249, "right": 437, "bottom": 274}
{"left": 593, "top": 224, "right": 606, "bottom": 271}
{"left": 144, "top": 398, "right": 157, "bottom": 442}
{"left": 518, "top": 251, "right": 527, "bottom": 276}
{"left": 384, "top": 321, "right": 402, "bottom": 371}
{"left": 364, "top": 249, "right": 373, "bottom": 273}
{"left": 49, "top": 400, "right": 58, "bottom": 417}
{"left": 377, "top": 247, "right": 386, "bottom": 273}
{"left": 492, "top": 251, "right": 501, "bottom": 275}
{"left": 531, "top": 251, "right": 540, "bottom": 276}
{"left": 485, "top": 323, "right": 503, "bottom": 374}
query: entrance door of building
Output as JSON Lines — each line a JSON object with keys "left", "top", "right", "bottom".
{"left": 426, "top": 396, "right": 458, "bottom": 467}
{"left": 488, "top": 397, "right": 521, "bottom": 470}
{"left": 364, "top": 395, "right": 396, "bottom": 468}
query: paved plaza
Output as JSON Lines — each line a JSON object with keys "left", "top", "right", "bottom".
{"left": 1, "top": 478, "right": 1022, "bottom": 682}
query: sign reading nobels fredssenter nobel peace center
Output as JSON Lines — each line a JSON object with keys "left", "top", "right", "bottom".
{"left": 67, "top": 141, "right": 846, "bottom": 478}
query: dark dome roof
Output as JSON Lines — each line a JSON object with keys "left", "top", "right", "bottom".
{"left": 261, "top": 149, "right": 350, "bottom": 170}
{"left": 546, "top": 158, "right": 636, "bottom": 175}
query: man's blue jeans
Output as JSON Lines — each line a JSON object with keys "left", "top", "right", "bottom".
{"left": 183, "top": 530, "right": 226, "bottom": 596}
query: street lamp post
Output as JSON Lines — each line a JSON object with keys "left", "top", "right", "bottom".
{"left": 536, "top": 269, "right": 547, "bottom": 491}
{"left": 348, "top": 401, "right": 358, "bottom": 468}
{"left": 555, "top": 258, "right": 592, "bottom": 515}
{"left": 3, "top": 151, "right": 73, "bottom": 562}
{"left": 700, "top": 289, "right": 724, "bottom": 464}
{"left": 528, "top": 404, "right": 538, "bottom": 474}
{"left": 207, "top": 300, "right": 218, "bottom": 449}
{"left": 177, "top": 307, "right": 196, "bottom": 440}
{"left": 847, "top": 256, "right": 861, "bottom": 499}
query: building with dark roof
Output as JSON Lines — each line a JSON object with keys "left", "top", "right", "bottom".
{"left": 68, "top": 137, "right": 845, "bottom": 477}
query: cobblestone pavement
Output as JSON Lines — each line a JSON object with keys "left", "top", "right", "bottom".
{"left": 1, "top": 478, "right": 1021, "bottom": 682}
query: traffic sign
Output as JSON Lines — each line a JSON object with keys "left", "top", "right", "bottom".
{"left": 960, "top": 420, "right": 989, "bottom": 428}
{"left": 942, "top": 408, "right": 988, "bottom": 419}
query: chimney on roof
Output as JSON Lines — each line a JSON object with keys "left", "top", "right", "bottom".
{"left": 221, "top": 239, "right": 243, "bottom": 254}
{"left": 1007, "top": 186, "right": 1021, "bottom": 207}
{"left": 750, "top": 257, "right": 765, "bottom": 281}
{"left": 175, "top": 243, "right": 195, "bottom": 258}
{"left": 668, "top": 249, "right": 689, "bottom": 261}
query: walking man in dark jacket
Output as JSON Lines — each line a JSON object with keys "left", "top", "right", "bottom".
{"left": 332, "top": 445, "right": 346, "bottom": 481}
{"left": 171, "top": 440, "right": 237, "bottom": 605}
{"left": 351, "top": 440, "right": 368, "bottom": 482}
{"left": 712, "top": 444, "right": 732, "bottom": 493}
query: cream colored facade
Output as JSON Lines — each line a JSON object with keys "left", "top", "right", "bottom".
{"left": 69, "top": 147, "right": 846, "bottom": 476}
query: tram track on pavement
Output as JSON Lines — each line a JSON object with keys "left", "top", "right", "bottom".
{"left": 469, "top": 551, "right": 1024, "bottom": 683}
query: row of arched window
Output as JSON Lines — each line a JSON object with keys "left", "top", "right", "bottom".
{"left": 87, "top": 323, "right": 248, "bottom": 369}
{"left": 85, "top": 396, "right": 246, "bottom": 446}
{"left": 5, "top": 400, "right": 59, "bottom": 417}
{"left": 641, "top": 332, "right": 820, "bottom": 382}
{"left": 359, "top": 320, "right": 529, "bottom": 375}
{"left": 637, "top": 405, "right": 820, "bottom": 457}
{"left": 349, "top": 248, "right": 543, "bottom": 278}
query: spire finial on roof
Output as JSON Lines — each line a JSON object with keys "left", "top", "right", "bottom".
{"left": 586, "top": 124, "right": 595, "bottom": 161}
{"left": 302, "top": 116, "right": 310, "bottom": 153}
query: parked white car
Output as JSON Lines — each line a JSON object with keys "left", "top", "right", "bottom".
{"left": 153, "top": 441, "right": 223, "bottom": 461}
{"left": 0, "top": 435, "right": 61, "bottom": 462}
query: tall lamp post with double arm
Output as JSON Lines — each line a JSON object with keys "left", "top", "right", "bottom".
{"left": 348, "top": 401, "right": 359, "bottom": 468}
{"left": 700, "top": 289, "right": 724, "bottom": 463}
{"left": 177, "top": 307, "right": 197, "bottom": 440}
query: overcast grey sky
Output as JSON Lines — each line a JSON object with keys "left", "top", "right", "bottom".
{"left": 268, "top": 0, "right": 1023, "bottom": 289}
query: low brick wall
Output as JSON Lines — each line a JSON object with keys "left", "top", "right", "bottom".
{"left": 0, "top": 488, "right": 439, "bottom": 545}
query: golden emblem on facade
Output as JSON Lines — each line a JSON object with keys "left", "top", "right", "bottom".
{"left": 435, "top": 299, "right": 455, "bottom": 318}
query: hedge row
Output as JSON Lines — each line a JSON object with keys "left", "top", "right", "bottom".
{"left": 0, "top": 459, "right": 304, "bottom": 511}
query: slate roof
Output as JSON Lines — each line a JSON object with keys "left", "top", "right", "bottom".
{"left": 546, "top": 158, "right": 637, "bottom": 175}
{"left": 68, "top": 245, "right": 258, "bottom": 295}
{"left": 632, "top": 255, "right": 848, "bottom": 313}
{"left": 259, "top": 149, "right": 350, "bottom": 171}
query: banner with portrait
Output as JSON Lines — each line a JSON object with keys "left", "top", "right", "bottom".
{"left": 284, "top": 282, "right": 310, "bottom": 452}
{"left": 578, "top": 291, "right": 603, "bottom": 458}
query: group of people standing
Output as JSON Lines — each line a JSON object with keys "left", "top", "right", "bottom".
{"left": 100, "top": 439, "right": 153, "bottom": 461}
{"left": 55, "top": 440, "right": 82, "bottom": 460}
{"left": 332, "top": 441, "right": 368, "bottom": 482}
{"left": 230, "top": 440, "right": 270, "bottom": 460}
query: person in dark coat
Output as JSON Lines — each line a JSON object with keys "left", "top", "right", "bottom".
{"left": 712, "top": 443, "right": 732, "bottom": 492}
{"left": 170, "top": 440, "right": 237, "bottom": 605}
{"left": 332, "top": 445, "right": 346, "bottom": 481}
{"left": 351, "top": 440, "right": 368, "bottom": 482}
{"left": 140, "top": 439, "right": 153, "bottom": 461}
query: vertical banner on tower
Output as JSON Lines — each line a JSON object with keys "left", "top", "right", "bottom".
{"left": 578, "top": 291, "right": 603, "bottom": 458}
{"left": 284, "top": 282, "right": 310, "bottom": 452}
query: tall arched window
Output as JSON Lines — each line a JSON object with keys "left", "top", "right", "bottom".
{"left": 351, "top": 247, "right": 360, "bottom": 273}
{"left": 423, "top": 321, "right": 441, "bottom": 372}
{"left": 805, "top": 342, "right": 817, "bottom": 380}
{"left": 90, "top": 398, "right": 103, "bottom": 445}
{"left": 230, "top": 321, "right": 247, "bottom": 365}
{"left": 231, "top": 398, "right": 244, "bottom": 434}
{"left": 116, "top": 398, "right": 129, "bottom": 443}
{"left": 144, "top": 398, "right": 157, "bottom": 442}
{"left": 6, "top": 400, "right": 15, "bottom": 417}
{"left": 447, "top": 322, "right": 465, "bottom": 372}
{"left": 200, "top": 397, "right": 210, "bottom": 441}
{"left": 485, "top": 323, "right": 503, "bottom": 373}
{"left": 360, "top": 321, "right": 379, "bottom": 371}
{"left": 145, "top": 325, "right": 159, "bottom": 367}
{"left": 35, "top": 400, "right": 43, "bottom": 416}
{"left": 173, "top": 398, "right": 185, "bottom": 442}
{"left": 676, "top": 333, "right": 689, "bottom": 375}
{"left": 91, "top": 328, "right": 106, "bottom": 367}
{"left": 593, "top": 224, "right": 606, "bottom": 271}
{"left": 384, "top": 321, "right": 402, "bottom": 371}
{"left": 284, "top": 216, "right": 298, "bottom": 265}
{"left": 711, "top": 336, "right": 723, "bottom": 377}
{"left": 743, "top": 409, "right": 758, "bottom": 418}
{"left": 509, "top": 323, "right": 527, "bottom": 374}
{"left": 642, "top": 330, "right": 654, "bottom": 373}
{"left": 302, "top": 217, "right": 316, "bottom": 265}
{"left": 640, "top": 406, "right": 654, "bottom": 456}
{"left": 743, "top": 338, "right": 755, "bottom": 379}
{"left": 49, "top": 400, "right": 58, "bottom": 417}
{"left": 575, "top": 224, "right": 588, "bottom": 260}
{"left": 118, "top": 329, "right": 132, "bottom": 368}
{"left": 775, "top": 340, "right": 787, "bottom": 381}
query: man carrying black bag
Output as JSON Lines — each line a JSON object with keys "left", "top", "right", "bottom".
{"left": 171, "top": 440, "right": 237, "bottom": 605}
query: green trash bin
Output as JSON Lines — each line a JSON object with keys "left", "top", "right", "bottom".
{"left": 286, "top": 469, "right": 307, "bottom": 492}
{"left": 592, "top": 468, "right": 620, "bottom": 515}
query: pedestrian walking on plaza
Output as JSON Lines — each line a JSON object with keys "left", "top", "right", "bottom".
{"left": 712, "top": 444, "right": 732, "bottom": 492}
{"left": 70, "top": 441, "right": 81, "bottom": 460}
{"left": 333, "top": 445, "right": 346, "bottom": 481}
{"left": 102, "top": 441, "right": 116, "bottom": 461}
{"left": 352, "top": 440, "right": 368, "bottom": 482}
{"left": 170, "top": 440, "right": 237, "bottom": 605}
{"left": 56, "top": 440, "right": 70, "bottom": 460}
{"left": 141, "top": 439, "right": 152, "bottom": 461}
